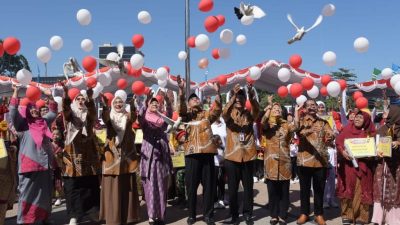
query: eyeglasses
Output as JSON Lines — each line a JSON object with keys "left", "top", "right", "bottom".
{"left": 76, "top": 97, "right": 85, "bottom": 101}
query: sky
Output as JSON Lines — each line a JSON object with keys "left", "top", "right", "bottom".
{"left": 1, "top": 0, "right": 399, "bottom": 84}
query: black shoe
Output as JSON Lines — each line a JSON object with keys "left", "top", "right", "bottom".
{"left": 187, "top": 217, "right": 196, "bottom": 225}
{"left": 245, "top": 216, "right": 254, "bottom": 225}
{"left": 270, "top": 218, "right": 279, "bottom": 225}
{"left": 204, "top": 217, "right": 216, "bottom": 225}
{"left": 278, "top": 218, "right": 287, "bottom": 225}
{"left": 223, "top": 217, "right": 240, "bottom": 225}
{"left": 342, "top": 219, "right": 353, "bottom": 225}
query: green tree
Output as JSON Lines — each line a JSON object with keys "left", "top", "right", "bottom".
{"left": 330, "top": 68, "right": 357, "bottom": 83}
{"left": 0, "top": 40, "right": 31, "bottom": 76}
{"left": 256, "top": 88, "right": 293, "bottom": 109}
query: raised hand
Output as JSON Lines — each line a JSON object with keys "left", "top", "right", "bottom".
{"left": 233, "top": 83, "right": 241, "bottom": 95}
{"left": 86, "top": 88, "right": 93, "bottom": 99}
{"left": 177, "top": 75, "right": 185, "bottom": 90}
{"left": 267, "top": 95, "right": 273, "bottom": 105}
{"left": 213, "top": 82, "right": 220, "bottom": 94}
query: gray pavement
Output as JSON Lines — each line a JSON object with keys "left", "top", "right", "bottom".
{"left": 5, "top": 181, "right": 372, "bottom": 225}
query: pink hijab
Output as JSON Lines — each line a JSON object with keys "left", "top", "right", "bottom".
{"left": 145, "top": 98, "right": 164, "bottom": 127}
{"left": 20, "top": 102, "right": 52, "bottom": 149}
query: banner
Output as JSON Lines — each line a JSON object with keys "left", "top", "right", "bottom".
{"left": 344, "top": 137, "right": 376, "bottom": 158}
{"left": 0, "top": 138, "right": 8, "bottom": 170}
{"left": 171, "top": 151, "right": 185, "bottom": 168}
{"left": 376, "top": 135, "right": 392, "bottom": 157}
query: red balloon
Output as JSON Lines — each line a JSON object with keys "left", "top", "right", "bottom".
{"left": 26, "top": 86, "right": 41, "bottom": 102}
{"left": 338, "top": 79, "right": 347, "bottom": 90}
{"left": 198, "top": 0, "right": 214, "bottom": 12}
{"left": 356, "top": 97, "right": 368, "bottom": 109}
{"left": 126, "top": 64, "right": 142, "bottom": 77}
{"left": 320, "top": 87, "right": 328, "bottom": 96}
{"left": 217, "top": 75, "right": 227, "bottom": 86}
{"left": 68, "top": 88, "right": 80, "bottom": 100}
{"left": 20, "top": 97, "right": 31, "bottom": 106}
{"left": 289, "top": 54, "right": 302, "bottom": 69}
{"left": 163, "top": 66, "right": 170, "bottom": 73}
{"left": 290, "top": 83, "right": 303, "bottom": 98}
{"left": 216, "top": 15, "right": 225, "bottom": 27}
{"left": 36, "top": 99, "right": 46, "bottom": 108}
{"left": 321, "top": 75, "right": 332, "bottom": 86}
{"left": 245, "top": 100, "right": 252, "bottom": 111}
{"left": 3, "top": 37, "right": 21, "bottom": 55}
{"left": 172, "top": 111, "right": 179, "bottom": 121}
{"left": 212, "top": 48, "right": 220, "bottom": 59}
{"left": 132, "top": 34, "right": 144, "bottom": 49}
{"left": 277, "top": 86, "right": 289, "bottom": 98}
{"left": 86, "top": 77, "right": 97, "bottom": 88}
{"left": 103, "top": 92, "right": 114, "bottom": 106}
{"left": 155, "top": 95, "right": 164, "bottom": 103}
{"left": 386, "top": 79, "right": 392, "bottom": 89}
{"left": 82, "top": 56, "right": 97, "bottom": 72}
{"left": 204, "top": 16, "right": 219, "bottom": 33}
{"left": 187, "top": 36, "right": 196, "bottom": 48}
{"left": 117, "top": 79, "right": 128, "bottom": 89}
{"left": 246, "top": 76, "right": 255, "bottom": 85}
{"left": 353, "top": 91, "right": 363, "bottom": 100}
{"left": 301, "top": 77, "right": 314, "bottom": 90}
{"left": 0, "top": 43, "right": 4, "bottom": 57}
{"left": 144, "top": 87, "right": 150, "bottom": 95}
{"left": 132, "top": 81, "right": 146, "bottom": 95}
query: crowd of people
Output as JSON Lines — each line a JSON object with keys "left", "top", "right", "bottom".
{"left": 0, "top": 78, "right": 399, "bottom": 225}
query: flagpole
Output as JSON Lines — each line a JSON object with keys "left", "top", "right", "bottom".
{"left": 185, "top": 0, "right": 191, "bottom": 98}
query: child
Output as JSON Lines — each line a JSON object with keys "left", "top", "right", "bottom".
{"left": 52, "top": 128, "right": 64, "bottom": 206}
{"left": 213, "top": 135, "right": 226, "bottom": 209}
{"left": 323, "top": 143, "right": 338, "bottom": 208}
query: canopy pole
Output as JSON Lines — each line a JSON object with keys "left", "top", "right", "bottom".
{"left": 185, "top": 0, "right": 191, "bottom": 98}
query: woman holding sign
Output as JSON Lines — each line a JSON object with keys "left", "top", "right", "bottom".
{"left": 335, "top": 111, "right": 376, "bottom": 225}
{"left": 139, "top": 90, "right": 173, "bottom": 225}
{"left": 372, "top": 105, "right": 400, "bottom": 225}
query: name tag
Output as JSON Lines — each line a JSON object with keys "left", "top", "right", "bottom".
{"left": 239, "top": 132, "right": 245, "bottom": 142}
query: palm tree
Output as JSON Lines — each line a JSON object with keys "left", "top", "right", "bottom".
{"left": 330, "top": 68, "right": 357, "bottom": 83}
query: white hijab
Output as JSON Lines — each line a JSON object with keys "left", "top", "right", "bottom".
{"left": 65, "top": 94, "right": 88, "bottom": 145}
{"left": 110, "top": 96, "right": 128, "bottom": 146}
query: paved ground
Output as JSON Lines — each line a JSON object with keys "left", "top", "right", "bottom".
{"left": 5, "top": 181, "right": 373, "bottom": 225}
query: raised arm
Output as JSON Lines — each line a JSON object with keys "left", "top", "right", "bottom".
{"left": 338, "top": 97, "right": 348, "bottom": 126}
{"left": 100, "top": 94, "right": 110, "bottom": 124}
{"left": 208, "top": 83, "right": 222, "bottom": 124}
{"left": 247, "top": 84, "right": 260, "bottom": 120}
{"left": 85, "top": 88, "right": 97, "bottom": 122}
{"left": 260, "top": 95, "right": 273, "bottom": 125}
{"left": 177, "top": 76, "right": 188, "bottom": 119}
{"left": 129, "top": 95, "right": 137, "bottom": 122}
{"left": 42, "top": 90, "right": 57, "bottom": 126}
{"left": 62, "top": 84, "right": 73, "bottom": 122}
{"left": 222, "top": 84, "right": 241, "bottom": 122}
{"left": 9, "top": 85, "right": 28, "bottom": 132}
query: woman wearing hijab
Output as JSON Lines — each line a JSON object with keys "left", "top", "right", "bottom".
{"left": 335, "top": 111, "right": 376, "bottom": 225}
{"left": 62, "top": 86, "right": 101, "bottom": 225}
{"left": 261, "top": 97, "right": 299, "bottom": 225}
{"left": 9, "top": 85, "right": 57, "bottom": 224}
{"left": 372, "top": 105, "right": 400, "bottom": 225}
{"left": 139, "top": 91, "right": 173, "bottom": 225}
{"left": 99, "top": 94, "right": 140, "bottom": 225}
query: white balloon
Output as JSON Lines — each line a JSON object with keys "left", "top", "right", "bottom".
{"left": 158, "top": 79, "right": 168, "bottom": 88}
{"left": 138, "top": 11, "right": 152, "bottom": 24}
{"left": 249, "top": 66, "right": 261, "bottom": 80}
{"left": 219, "top": 48, "right": 230, "bottom": 59}
{"left": 16, "top": 68, "right": 33, "bottom": 86}
{"left": 97, "top": 72, "right": 112, "bottom": 87}
{"left": 327, "top": 81, "right": 341, "bottom": 97}
{"left": 307, "top": 86, "right": 319, "bottom": 99}
{"left": 220, "top": 29, "right": 233, "bottom": 44}
{"left": 241, "top": 15, "right": 254, "bottom": 25}
{"left": 287, "top": 84, "right": 292, "bottom": 94}
{"left": 53, "top": 96, "right": 63, "bottom": 112}
{"left": 49, "top": 36, "right": 63, "bottom": 51}
{"left": 390, "top": 74, "right": 400, "bottom": 87}
{"left": 178, "top": 51, "right": 187, "bottom": 61}
{"left": 296, "top": 95, "right": 307, "bottom": 105}
{"left": 322, "top": 51, "right": 337, "bottom": 67}
{"left": 236, "top": 34, "right": 247, "bottom": 45}
{"left": 395, "top": 82, "right": 400, "bottom": 95}
{"left": 81, "top": 39, "right": 93, "bottom": 52}
{"left": 130, "top": 54, "right": 144, "bottom": 69}
{"left": 125, "top": 104, "right": 131, "bottom": 113}
{"left": 195, "top": 34, "right": 210, "bottom": 51}
{"left": 278, "top": 68, "right": 291, "bottom": 82}
{"left": 381, "top": 68, "right": 393, "bottom": 80}
{"left": 354, "top": 37, "right": 369, "bottom": 53}
{"left": 156, "top": 67, "right": 168, "bottom": 81}
{"left": 92, "top": 83, "right": 104, "bottom": 99}
{"left": 322, "top": 4, "right": 336, "bottom": 17}
{"left": 115, "top": 90, "right": 127, "bottom": 102}
{"left": 106, "top": 52, "right": 119, "bottom": 61}
{"left": 36, "top": 47, "right": 52, "bottom": 63}
{"left": 76, "top": 9, "right": 92, "bottom": 26}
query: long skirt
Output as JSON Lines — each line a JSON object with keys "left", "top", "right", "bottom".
{"left": 99, "top": 173, "right": 140, "bottom": 225}
{"left": 63, "top": 175, "right": 100, "bottom": 220}
{"left": 17, "top": 170, "right": 53, "bottom": 224}
{"left": 340, "top": 178, "right": 370, "bottom": 223}
{"left": 142, "top": 172, "right": 169, "bottom": 221}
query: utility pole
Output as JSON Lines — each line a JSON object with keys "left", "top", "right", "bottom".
{"left": 185, "top": 0, "right": 191, "bottom": 98}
